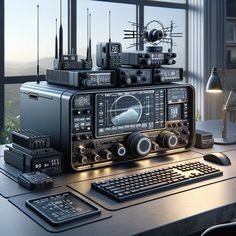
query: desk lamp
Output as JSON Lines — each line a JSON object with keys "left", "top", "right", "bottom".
{"left": 206, "top": 67, "right": 236, "bottom": 145}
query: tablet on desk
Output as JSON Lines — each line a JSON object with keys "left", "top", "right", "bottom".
{"left": 25, "top": 192, "right": 101, "bottom": 226}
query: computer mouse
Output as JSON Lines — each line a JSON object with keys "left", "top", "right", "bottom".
{"left": 203, "top": 152, "right": 231, "bottom": 166}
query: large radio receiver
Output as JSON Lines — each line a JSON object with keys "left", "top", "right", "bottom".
{"left": 20, "top": 82, "right": 195, "bottom": 171}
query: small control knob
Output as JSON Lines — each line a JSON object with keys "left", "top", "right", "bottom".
{"left": 167, "top": 59, "right": 176, "bottom": 65}
{"left": 78, "top": 154, "right": 88, "bottom": 164}
{"left": 78, "top": 145, "right": 86, "bottom": 154}
{"left": 182, "top": 129, "right": 190, "bottom": 136}
{"left": 90, "top": 152, "right": 100, "bottom": 162}
{"left": 131, "top": 75, "right": 141, "bottom": 84}
{"left": 84, "top": 109, "right": 91, "bottom": 115}
{"left": 81, "top": 78, "right": 92, "bottom": 88}
{"left": 126, "top": 132, "right": 152, "bottom": 157}
{"left": 82, "top": 134, "right": 90, "bottom": 140}
{"left": 99, "top": 149, "right": 113, "bottom": 160}
{"left": 73, "top": 135, "right": 80, "bottom": 141}
{"left": 121, "top": 74, "right": 132, "bottom": 85}
{"left": 179, "top": 137, "right": 188, "bottom": 145}
{"left": 152, "top": 142, "right": 159, "bottom": 151}
{"left": 112, "top": 143, "right": 126, "bottom": 157}
{"left": 142, "top": 76, "right": 147, "bottom": 82}
{"left": 157, "top": 131, "right": 178, "bottom": 149}
{"left": 136, "top": 70, "right": 143, "bottom": 76}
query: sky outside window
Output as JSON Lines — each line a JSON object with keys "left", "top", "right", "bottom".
{"left": 5, "top": 0, "right": 68, "bottom": 76}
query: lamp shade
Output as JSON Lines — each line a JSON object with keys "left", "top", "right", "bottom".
{"left": 206, "top": 67, "right": 223, "bottom": 93}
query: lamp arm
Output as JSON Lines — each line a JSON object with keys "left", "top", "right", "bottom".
{"left": 222, "top": 89, "right": 234, "bottom": 139}
{"left": 223, "top": 90, "right": 234, "bottom": 110}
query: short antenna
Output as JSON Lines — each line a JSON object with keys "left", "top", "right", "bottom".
{"left": 109, "top": 10, "right": 111, "bottom": 43}
{"left": 36, "top": 5, "right": 40, "bottom": 84}
{"left": 55, "top": 18, "right": 58, "bottom": 59}
{"left": 59, "top": 0, "right": 63, "bottom": 62}
{"left": 86, "top": 9, "right": 92, "bottom": 60}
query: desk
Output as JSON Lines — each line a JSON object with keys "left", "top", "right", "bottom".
{"left": 1, "top": 120, "right": 236, "bottom": 236}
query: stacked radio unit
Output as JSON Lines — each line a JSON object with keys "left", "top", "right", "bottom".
{"left": 20, "top": 9, "right": 195, "bottom": 171}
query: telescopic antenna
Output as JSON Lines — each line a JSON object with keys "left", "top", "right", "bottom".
{"left": 109, "top": 10, "right": 111, "bottom": 43}
{"left": 36, "top": 5, "right": 40, "bottom": 84}
{"left": 59, "top": 0, "right": 63, "bottom": 62}
{"left": 55, "top": 18, "right": 58, "bottom": 59}
{"left": 86, "top": 9, "right": 92, "bottom": 60}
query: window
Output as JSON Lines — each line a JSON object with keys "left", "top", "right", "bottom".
{"left": 77, "top": 0, "right": 136, "bottom": 66}
{"left": 5, "top": 0, "right": 68, "bottom": 76}
{"left": 3, "top": 84, "right": 22, "bottom": 143}
{"left": 150, "top": 0, "right": 186, "bottom": 3}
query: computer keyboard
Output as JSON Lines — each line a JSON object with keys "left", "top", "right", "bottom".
{"left": 91, "top": 161, "right": 223, "bottom": 202}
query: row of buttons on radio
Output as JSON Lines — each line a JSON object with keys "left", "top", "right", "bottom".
{"left": 155, "top": 90, "right": 165, "bottom": 128}
{"left": 167, "top": 121, "right": 189, "bottom": 128}
{"left": 183, "top": 103, "right": 188, "bottom": 119}
{"left": 108, "top": 56, "right": 122, "bottom": 66}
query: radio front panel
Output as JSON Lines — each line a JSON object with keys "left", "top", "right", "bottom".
{"left": 71, "top": 85, "right": 195, "bottom": 171}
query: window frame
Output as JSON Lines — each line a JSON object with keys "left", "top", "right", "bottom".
{"left": 0, "top": 0, "right": 188, "bottom": 131}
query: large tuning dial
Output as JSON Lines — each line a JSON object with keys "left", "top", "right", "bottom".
{"left": 126, "top": 132, "right": 152, "bottom": 157}
{"left": 157, "top": 131, "right": 178, "bottom": 149}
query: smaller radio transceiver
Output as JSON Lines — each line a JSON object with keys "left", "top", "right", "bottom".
{"left": 195, "top": 130, "right": 214, "bottom": 149}
{"left": 115, "top": 68, "right": 152, "bottom": 87}
{"left": 46, "top": 69, "right": 115, "bottom": 89}
{"left": 96, "top": 42, "right": 122, "bottom": 69}
{"left": 4, "top": 129, "right": 63, "bottom": 175}
{"left": 56, "top": 54, "right": 92, "bottom": 70}
{"left": 4, "top": 145, "right": 63, "bottom": 175}
{"left": 96, "top": 11, "right": 122, "bottom": 69}
{"left": 54, "top": 7, "right": 92, "bottom": 70}
{"left": 12, "top": 129, "right": 51, "bottom": 150}
{"left": 121, "top": 51, "right": 176, "bottom": 68}
{"left": 153, "top": 68, "right": 183, "bottom": 84}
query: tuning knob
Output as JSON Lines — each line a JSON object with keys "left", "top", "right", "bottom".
{"left": 81, "top": 77, "right": 92, "bottom": 88}
{"left": 121, "top": 74, "right": 132, "bottom": 85}
{"left": 182, "top": 129, "right": 190, "bottom": 136}
{"left": 78, "top": 154, "right": 88, "bottom": 164}
{"left": 89, "top": 152, "right": 101, "bottom": 162}
{"left": 112, "top": 143, "right": 126, "bottom": 157}
{"left": 99, "top": 149, "right": 113, "bottom": 160}
{"left": 157, "top": 131, "right": 178, "bottom": 149}
{"left": 126, "top": 132, "right": 152, "bottom": 157}
{"left": 78, "top": 145, "right": 86, "bottom": 154}
{"left": 130, "top": 74, "right": 141, "bottom": 84}
{"left": 179, "top": 137, "right": 188, "bottom": 145}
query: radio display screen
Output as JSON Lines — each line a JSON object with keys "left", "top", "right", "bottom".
{"left": 168, "top": 104, "right": 182, "bottom": 120}
{"left": 110, "top": 44, "right": 120, "bottom": 53}
{"left": 96, "top": 90, "right": 165, "bottom": 137}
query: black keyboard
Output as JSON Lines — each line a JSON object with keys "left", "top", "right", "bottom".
{"left": 91, "top": 161, "right": 223, "bottom": 202}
